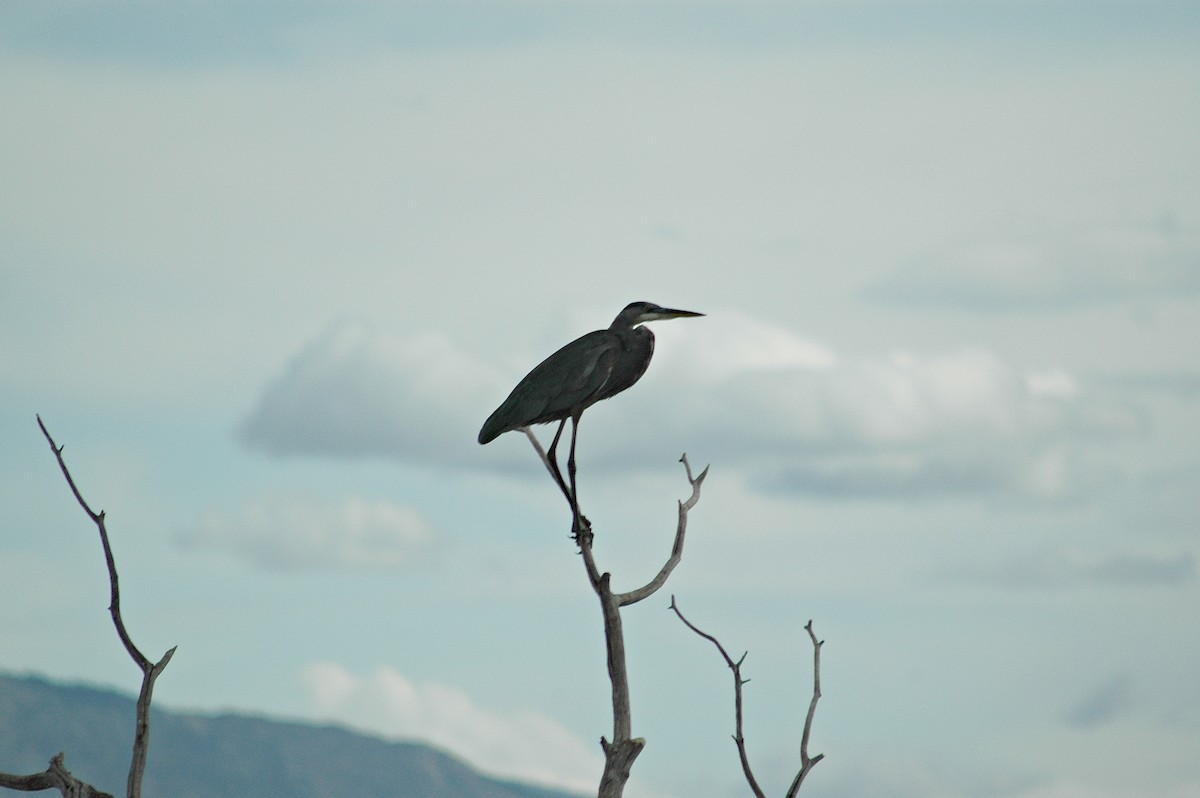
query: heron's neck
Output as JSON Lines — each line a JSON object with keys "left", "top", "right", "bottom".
{"left": 612, "top": 323, "right": 652, "bottom": 350}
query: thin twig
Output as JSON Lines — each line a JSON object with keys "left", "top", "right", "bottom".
{"left": 615, "top": 455, "right": 708, "bottom": 607}
{"left": 670, "top": 596, "right": 766, "bottom": 798}
{"left": 671, "top": 597, "right": 825, "bottom": 797}
{"left": 785, "top": 622, "right": 825, "bottom": 798}
{"left": 37, "top": 415, "right": 149, "bottom": 670}
{"left": 33, "top": 416, "right": 176, "bottom": 798}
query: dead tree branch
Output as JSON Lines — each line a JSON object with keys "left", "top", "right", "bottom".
{"left": 0, "top": 417, "right": 176, "bottom": 798}
{"left": 0, "top": 754, "right": 115, "bottom": 798}
{"left": 524, "top": 432, "right": 707, "bottom": 798}
{"left": 669, "top": 596, "right": 765, "bottom": 798}
{"left": 670, "top": 597, "right": 825, "bottom": 797}
{"left": 786, "top": 621, "right": 824, "bottom": 798}
{"left": 614, "top": 455, "right": 707, "bottom": 607}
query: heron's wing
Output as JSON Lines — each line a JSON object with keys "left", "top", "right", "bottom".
{"left": 509, "top": 330, "right": 620, "bottom": 419}
{"left": 478, "top": 330, "right": 620, "bottom": 441}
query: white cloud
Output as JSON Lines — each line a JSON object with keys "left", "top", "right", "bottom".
{"left": 299, "top": 662, "right": 602, "bottom": 793}
{"left": 241, "top": 313, "right": 1135, "bottom": 503}
{"left": 239, "top": 320, "right": 507, "bottom": 466}
{"left": 239, "top": 313, "right": 833, "bottom": 471}
{"left": 637, "top": 331, "right": 1112, "bottom": 501}
{"left": 646, "top": 309, "right": 837, "bottom": 381}
{"left": 179, "top": 494, "right": 436, "bottom": 571}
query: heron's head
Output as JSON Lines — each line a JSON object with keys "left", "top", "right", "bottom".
{"left": 613, "top": 301, "right": 704, "bottom": 329}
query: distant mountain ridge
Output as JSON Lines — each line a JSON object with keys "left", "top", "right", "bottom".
{"left": 0, "top": 672, "right": 583, "bottom": 798}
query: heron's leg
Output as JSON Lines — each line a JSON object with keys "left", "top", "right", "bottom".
{"left": 567, "top": 413, "right": 589, "bottom": 539}
{"left": 523, "top": 425, "right": 570, "bottom": 505}
{"left": 544, "top": 418, "right": 573, "bottom": 504}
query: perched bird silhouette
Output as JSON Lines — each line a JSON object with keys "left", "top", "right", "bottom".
{"left": 478, "top": 301, "right": 703, "bottom": 527}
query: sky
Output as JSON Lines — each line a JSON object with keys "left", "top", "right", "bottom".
{"left": 2, "top": 1, "right": 1199, "bottom": 796}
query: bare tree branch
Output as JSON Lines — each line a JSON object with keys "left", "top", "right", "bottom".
{"left": 671, "top": 597, "right": 825, "bottom": 797}
{"left": 785, "top": 621, "right": 825, "bottom": 798}
{"left": 669, "top": 596, "right": 766, "bottom": 798}
{"left": 0, "top": 754, "right": 115, "bottom": 798}
{"left": 594, "top": 571, "right": 641, "bottom": 798}
{"left": 7, "top": 416, "right": 179, "bottom": 798}
{"left": 522, "top": 431, "right": 707, "bottom": 798}
{"left": 615, "top": 455, "right": 707, "bottom": 607}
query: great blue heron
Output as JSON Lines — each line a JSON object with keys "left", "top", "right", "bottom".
{"left": 478, "top": 301, "right": 703, "bottom": 528}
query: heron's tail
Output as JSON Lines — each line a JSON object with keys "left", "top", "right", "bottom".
{"left": 477, "top": 412, "right": 505, "bottom": 445}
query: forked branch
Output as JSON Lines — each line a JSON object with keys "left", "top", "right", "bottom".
{"left": 0, "top": 418, "right": 177, "bottom": 798}
{"left": 522, "top": 430, "right": 708, "bottom": 798}
{"left": 670, "top": 597, "right": 825, "bottom": 797}
{"left": 787, "top": 621, "right": 824, "bottom": 798}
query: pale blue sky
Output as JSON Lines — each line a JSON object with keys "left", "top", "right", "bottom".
{"left": 2, "top": 2, "right": 1199, "bottom": 797}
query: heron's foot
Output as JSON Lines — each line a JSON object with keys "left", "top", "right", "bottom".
{"left": 571, "top": 514, "right": 593, "bottom": 546}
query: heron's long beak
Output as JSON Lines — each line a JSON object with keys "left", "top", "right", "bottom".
{"left": 650, "top": 307, "right": 704, "bottom": 321}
